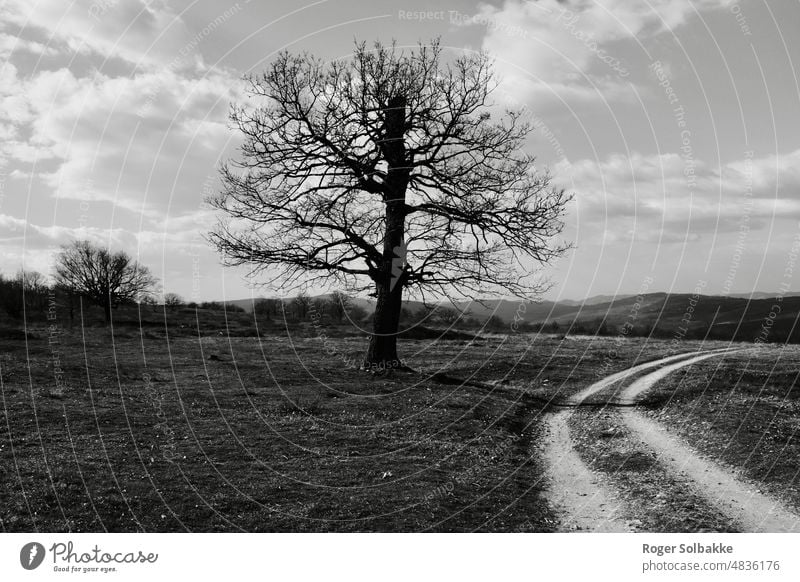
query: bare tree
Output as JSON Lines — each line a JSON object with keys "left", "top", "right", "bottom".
{"left": 0, "top": 274, "right": 23, "bottom": 318}
{"left": 310, "top": 296, "right": 328, "bottom": 322}
{"left": 19, "top": 270, "right": 50, "bottom": 314}
{"left": 292, "top": 290, "right": 312, "bottom": 320}
{"left": 0, "top": 270, "right": 50, "bottom": 319}
{"left": 434, "top": 306, "right": 462, "bottom": 325}
{"left": 53, "top": 240, "right": 157, "bottom": 324}
{"left": 208, "top": 39, "right": 571, "bottom": 368}
{"left": 254, "top": 298, "right": 281, "bottom": 320}
{"left": 18, "top": 270, "right": 47, "bottom": 292}
{"left": 140, "top": 294, "right": 159, "bottom": 313}
{"left": 52, "top": 282, "right": 78, "bottom": 324}
{"left": 163, "top": 293, "right": 184, "bottom": 311}
{"left": 326, "top": 290, "right": 352, "bottom": 323}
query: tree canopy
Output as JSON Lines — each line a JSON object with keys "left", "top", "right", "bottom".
{"left": 209, "top": 40, "right": 571, "bottom": 366}
{"left": 54, "top": 240, "right": 157, "bottom": 323}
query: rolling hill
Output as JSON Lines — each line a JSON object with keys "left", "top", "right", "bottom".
{"left": 223, "top": 292, "right": 800, "bottom": 343}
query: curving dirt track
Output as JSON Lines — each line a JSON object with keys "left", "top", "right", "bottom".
{"left": 543, "top": 411, "right": 630, "bottom": 532}
{"left": 542, "top": 348, "right": 800, "bottom": 532}
{"left": 618, "top": 353, "right": 800, "bottom": 533}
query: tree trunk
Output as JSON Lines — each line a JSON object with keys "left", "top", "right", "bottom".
{"left": 102, "top": 300, "right": 111, "bottom": 325}
{"left": 364, "top": 195, "right": 406, "bottom": 368}
{"left": 364, "top": 94, "right": 409, "bottom": 369}
{"left": 365, "top": 280, "right": 404, "bottom": 368}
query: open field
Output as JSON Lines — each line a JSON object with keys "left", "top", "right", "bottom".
{"left": 1, "top": 309, "right": 799, "bottom": 532}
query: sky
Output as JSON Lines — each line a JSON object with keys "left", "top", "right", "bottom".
{"left": 1, "top": 0, "right": 799, "bottom": 302}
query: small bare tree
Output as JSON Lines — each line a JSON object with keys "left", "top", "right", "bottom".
{"left": 0, "top": 270, "right": 49, "bottom": 318}
{"left": 163, "top": 293, "right": 184, "bottom": 311}
{"left": 0, "top": 274, "right": 23, "bottom": 318}
{"left": 53, "top": 240, "right": 157, "bottom": 324}
{"left": 209, "top": 40, "right": 571, "bottom": 368}
{"left": 254, "top": 298, "right": 281, "bottom": 320}
{"left": 326, "top": 291, "right": 352, "bottom": 323}
{"left": 19, "top": 270, "right": 50, "bottom": 314}
{"left": 434, "top": 306, "right": 462, "bottom": 325}
{"left": 292, "top": 290, "right": 312, "bottom": 320}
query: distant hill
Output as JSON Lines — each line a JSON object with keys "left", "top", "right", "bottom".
{"left": 727, "top": 292, "right": 800, "bottom": 300}
{"left": 224, "top": 297, "right": 263, "bottom": 312}
{"left": 221, "top": 291, "right": 800, "bottom": 343}
{"left": 557, "top": 294, "right": 635, "bottom": 306}
{"left": 500, "top": 292, "right": 800, "bottom": 343}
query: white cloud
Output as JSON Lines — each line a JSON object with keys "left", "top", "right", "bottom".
{"left": 475, "top": 0, "right": 729, "bottom": 107}
{"left": 2, "top": 0, "right": 195, "bottom": 70}
{"left": 0, "top": 213, "right": 130, "bottom": 246}
{"left": 0, "top": 65, "right": 240, "bottom": 220}
{"left": 558, "top": 148, "right": 800, "bottom": 246}
{"left": 0, "top": 33, "right": 60, "bottom": 58}
{"left": 0, "top": 2, "right": 246, "bottom": 284}
{"left": 0, "top": 211, "right": 218, "bottom": 280}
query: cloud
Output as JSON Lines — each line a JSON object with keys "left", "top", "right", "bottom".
{"left": 725, "top": 149, "right": 800, "bottom": 200}
{"left": 0, "top": 64, "right": 241, "bottom": 220}
{"left": 0, "top": 0, "right": 250, "bottom": 288}
{"left": 0, "top": 211, "right": 219, "bottom": 281}
{"left": 474, "top": 0, "right": 730, "bottom": 108}
{"left": 558, "top": 148, "right": 800, "bottom": 246}
{"left": 0, "top": 32, "right": 60, "bottom": 58}
{"left": 2, "top": 0, "right": 196, "bottom": 70}
{"left": 0, "top": 212, "right": 131, "bottom": 246}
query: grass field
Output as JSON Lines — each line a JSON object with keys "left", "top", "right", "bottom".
{"left": 1, "top": 307, "right": 797, "bottom": 532}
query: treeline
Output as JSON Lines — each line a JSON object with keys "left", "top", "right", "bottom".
{"left": 0, "top": 268, "right": 136, "bottom": 325}
{"left": 151, "top": 292, "right": 517, "bottom": 331}
{"left": 189, "top": 295, "right": 515, "bottom": 330}
{"left": 255, "top": 291, "right": 369, "bottom": 323}
{"left": 0, "top": 270, "right": 57, "bottom": 320}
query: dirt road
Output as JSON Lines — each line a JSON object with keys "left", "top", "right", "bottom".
{"left": 542, "top": 348, "right": 800, "bottom": 532}
{"left": 617, "top": 355, "right": 800, "bottom": 533}
{"left": 543, "top": 411, "right": 630, "bottom": 531}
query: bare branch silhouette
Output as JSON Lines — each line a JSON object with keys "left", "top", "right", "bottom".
{"left": 208, "top": 39, "right": 572, "bottom": 367}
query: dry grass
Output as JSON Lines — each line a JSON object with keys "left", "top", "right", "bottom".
{"left": 1, "top": 318, "right": 561, "bottom": 532}
{"left": 1, "top": 307, "right": 788, "bottom": 532}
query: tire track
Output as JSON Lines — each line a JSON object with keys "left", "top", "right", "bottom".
{"left": 543, "top": 350, "right": 725, "bottom": 531}
{"left": 618, "top": 352, "right": 800, "bottom": 533}
{"left": 543, "top": 411, "right": 629, "bottom": 531}
{"left": 568, "top": 348, "right": 734, "bottom": 405}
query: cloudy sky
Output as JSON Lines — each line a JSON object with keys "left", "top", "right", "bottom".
{"left": 2, "top": 0, "right": 799, "bottom": 302}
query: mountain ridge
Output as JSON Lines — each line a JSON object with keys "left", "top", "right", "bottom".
{"left": 225, "top": 291, "right": 800, "bottom": 317}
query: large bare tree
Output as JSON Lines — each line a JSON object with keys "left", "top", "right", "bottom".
{"left": 54, "top": 240, "right": 157, "bottom": 324}
{"left": 209, "top": 40, "right": 571, "bottom": 368}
